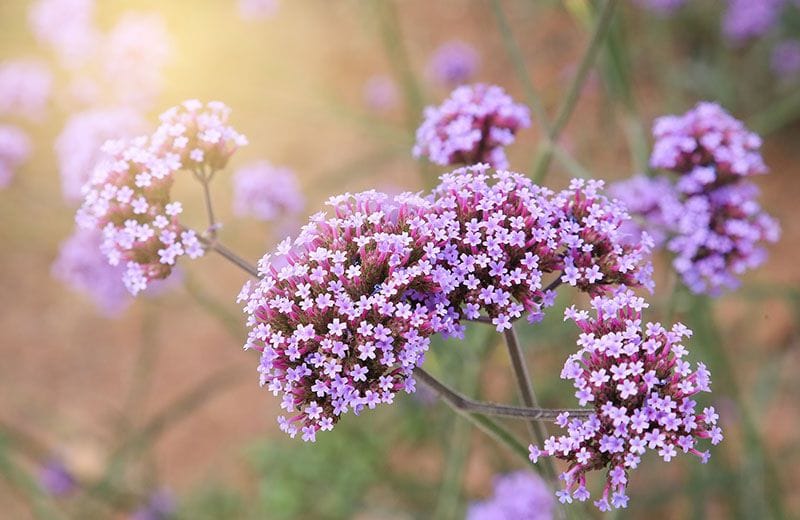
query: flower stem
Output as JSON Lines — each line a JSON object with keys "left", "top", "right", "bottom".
{"left": 198, "top": 236, "right": 260, "bottom": 278}
{"left": 532, "top": 0, "right": 618, "bottom": 184}
{"left": 502, "top": 325, "right": 559, "bottom": 484}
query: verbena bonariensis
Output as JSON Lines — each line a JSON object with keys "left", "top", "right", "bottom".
{"left": 0, "top": 59, "right": 52, "bottom": 121}
{"left": 426, "top": 40, "right": 480, "bottom": 87}
{"left": 0, "top": 124, "right": 31, "bottom": 189}
{"left": 466, "top": 471, "right": 554, "bottom": 520}
{"left": 413, "top": 84, "right": 530, "bottom": 169}
{"left": 232, "top": 161, "right": 304, "bottom": 222}
{"left": 429, "top": 165, "right": 654, "bottom": 331}
{"left": 239, "top": 190, "right": 464, "bottom": 441}
{"left": 530, "top": 289, "right": 721, "bottom": 511}
{"left": 615, "top": 102, "right": 780, "bottom": 295}
{"left": 76, "top": 100, "right": 246, "bottom": 295}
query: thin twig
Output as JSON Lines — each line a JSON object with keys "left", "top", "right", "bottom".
{"left": 412, "top": 367, "right": 591, "bottom": 421}
{"left": 198, "top": 236, "right": 260, "bottom": 278}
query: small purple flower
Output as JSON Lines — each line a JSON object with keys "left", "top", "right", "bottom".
{"left": 722, "top": 0, "right": 785, "bottom": 44}
{"left": 771, "top": 39, "right": 800, "bottom": 79}
{"left": 426, "top": 40, "right": 480, "bottom": 87}
{"left": 0, "top": 60, "right": 52, "bottom": 121}
{"left": 28, "top": 0, "right": 98, "bottom": 67}
{"left": 38, "top": 460, "right": 77, "bottom": 497}
{"left": 413, "top": 84, "right": 530, "bottom": 169}
{"left": 531, "top": 289, "right": 720, "bottom": 511}
{"left": 467, "top": 471, "right": 554, "bottom": 520}
{"left": 232, "top": 161, "right": 304, "bottom": 222}
{"left": 609, "top": 174, "right": 683, "bottom": 248}
{"left": 0, "top": 125, "right": 32, "bottom": 189}
{"left": 362, "top": 75, "right": 399, "bottom": 113}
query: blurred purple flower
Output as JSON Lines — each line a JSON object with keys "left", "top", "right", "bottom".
{"left": 28, "top": 0, "right": 98, "bottom": 67}
{"left": 102, "top": 12, "right": 172, "bottom": 109}
{"left": 426, "top": 40, "right": 479, "bottom": 87}
{"left": 233, "top": 161, "right": 304, "bottom": 222}
{"left": 634, "top": 0, "right": 686, "bottom": 15}
{"left": 238, "top": 0, "right": 279, "bottom": 20}
{"left": 0, "top": 60, "right": 52, "bottom": 121}
{"left": 771, "top": 39, "right": 800, "bottom": 79}
{"left": 131, "top": 489, "right": 176, "bottom": 520}
{"left": 38, "top": 460, "right": 77, "bottom": 497}
{"left": 413, "top": 84, "right": 530, "bottom": 169}
{"left": 609, "top": 174, "right": 683, "bottom": 248}
{"left": 363, "top": 75, "right": 399, "bottom": 113}
{"left": 56, "top": 108, "right": 147, "bottom": 203}
{"left": 52, "top": 227, "right": 131, "bottom": 316}
{"left": 0, "top": 125, "right": 32, "bottom": 189}
{"left": 722, "top": 0, "right": 784, "bottom": 44}
{"left": 467, "top": 471, "right": 554, "bottom": 520}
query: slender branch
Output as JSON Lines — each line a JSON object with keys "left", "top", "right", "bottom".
{"left": 502, "top": 325, "right": 558, "bottom": 484}
{"left": 532, "top": 0, "right": 618, "bottom": 184}
{"left": 412, "top": 367, "right": 591, "bottom": 421}
{"left": 198, "top": 235, "right": 260, "bottom": 278}
{"left": 199, "top": 173, "right": 218, "bottom": 239}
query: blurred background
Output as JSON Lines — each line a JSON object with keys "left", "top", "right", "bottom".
{"left": 0, "top": 0, "right": 798, "bottom": 518}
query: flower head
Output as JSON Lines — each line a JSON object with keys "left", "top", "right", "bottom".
{"left": 233, "top": 161, "right": 304, "bottom": 222}
{"left": 152, "top": 99, "right": 248, "bottom": 173}
{"left": 467, "top": 471, "right": 554, "bottom": 520}
{"left": 609, "top": 174, "right": 683, "bottom": 248}
{"left": 413, "top": 84, "right": 530, "bottom": 169}
{"left": 532, "top": 289, "right": 721, "bottom": 510}
{"left": 722, "top": 0, "right": 784, "bottom": 44}
{"left": 240, "top": 191, "right": 462, "bottom": 440}
{"left": 28, "top": 0, "right": 98, "bottom": 67}
{"left": 38, "top": 460, "right": 77, "bottom": 498}
{"left": 429, "top": 165, "right": 653, "bottom": 330}
{"left": 0, "top": 125, "right": 32, "bottom": 189}
{"left": 427, "top": 40, "right": 480, "bottom": 87}
{"left": 0, "top": 59, "right": 52, "bottom": 120}
{"left": 771, "top": 39, "right": 800, "bottom": 79}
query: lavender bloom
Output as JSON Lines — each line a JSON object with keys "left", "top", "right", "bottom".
{"left": 413, "top": 84, "right": 530, "bottom": 169}
{"left": 634, "top": 0, "right": 686, "bottom": 15}
{"left": 648, "top": 102, "right": 780, "bottom": 294}
{"left": 771, "top": 39, "right": 800, "bottom": 79}
{"left": 56, "top": 108, "right": 146, "bottom": 202}
{"left": 239, "top": 191, "right": 464, "bottom": 441}
{"left": 668, "top": 183, "right": 780, "bottom": 295}
{"left": 363, "top": 75, "right": 399, "bottom": 113}
{"left": 238, "top": 0, "right": 279, "bottom": 20}
{"left": 467, "top": 471, "right": 554, "bottom": 520}
{"left": 38, "top": 460, "right": 77, "bottom": 497}
{"left": 102, "top": 12, "right": 172, "bottom": 109}
{"left": 233, "top": 161, "right": 304, "bottom": 222}
{"left": 429, "top": 166, "right": 654, "bottom": 331}
{"left": 651, "top": 102, "right": 766, "bottom": 186}
{"left": 132, "top": 490, "right": 176, "bottom": 520}
{"left": 609, "top": 174, "right": 683, "bottom": 248}
{"left": 151, "top": 99, "right": 248, "bottom": 172}
{"left": 52, "top": 227, "right": 131, "bottom": 316}
{"left": 722, "top": 0, "right": 785, "bottom": 44}
{"left": 426, "top": 40, "right": 480, "bottom": 87}
{"left": 531, "top": 289, "right": 721, "bottom": 511}
{"left": 0, "top": 60, "right": 52, "bottom": 120}
{"left": 0, "top": 125, "right": 32, "bottom": 189}
{"left": 28, "top": 0, "right": 98, "bottom": 67}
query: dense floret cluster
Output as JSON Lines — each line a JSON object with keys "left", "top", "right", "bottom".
{"left": 413, "top": 84, "right": 530, "bottom": 169}
{"left": 239, "top": 191, "right": 464, "bottom": 441}
{"left": 530, "top": 289, "right": 722, "bottom": 511}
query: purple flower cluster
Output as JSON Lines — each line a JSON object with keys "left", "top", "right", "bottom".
{"left": 771, "top": 39, "right": 800, "bottom": 79}
{"left": 427, "top": 40, "right": 480, "bottom": 87}
{"left": 28, "top": 0, "right": 98, "bottom": 67}
{"left": 722, "top": 0, "right": 785, "bottom": 44}
{"left": 152, "top": 100, "right": 248, "bottom": 174}
{"left": 530, "top": 289, "right": 722, "bottom": 511}
{"left": 38, "top": 460, "right": 77, "bottom": 498}
{"left": 51, "top": 227, "right": 131, "bottom": 316}
{"left": 430, "top": 166, "right": 654, "bottom": 331}
{"left": 76, "top": 100, "right": 246, "bottom": 295}
{"left": 646, "top": 102, "right": 779, "bottom": 294}
{"left": 413, "top": 84, "right": 531, "bottom": 169}
{"left": 233, "top": 161, "right": 304, "bottom": 222}
{"left": 467, "top": 471, "right": 554, "bottom": 520}
{"left": 0, "top": 125, "right": 32, "bottom": 189}
{"left": 56, "top": 108, "right": 146, "bottom": 202}
{"left": 609, "top": 175, "right": 683, "bottom": 248}
{"left": 241, "top": 164, "right": 655, "bottom": 441}
{"left": 239, "top": 191, "right": 463, "bottom": 441}
{"left": 0, "top": 59, "right": 52, "bottom": 121}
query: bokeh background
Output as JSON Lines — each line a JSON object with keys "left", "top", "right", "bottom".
{"left": 1, "top": 0, "right": 799, "bottom": 518}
